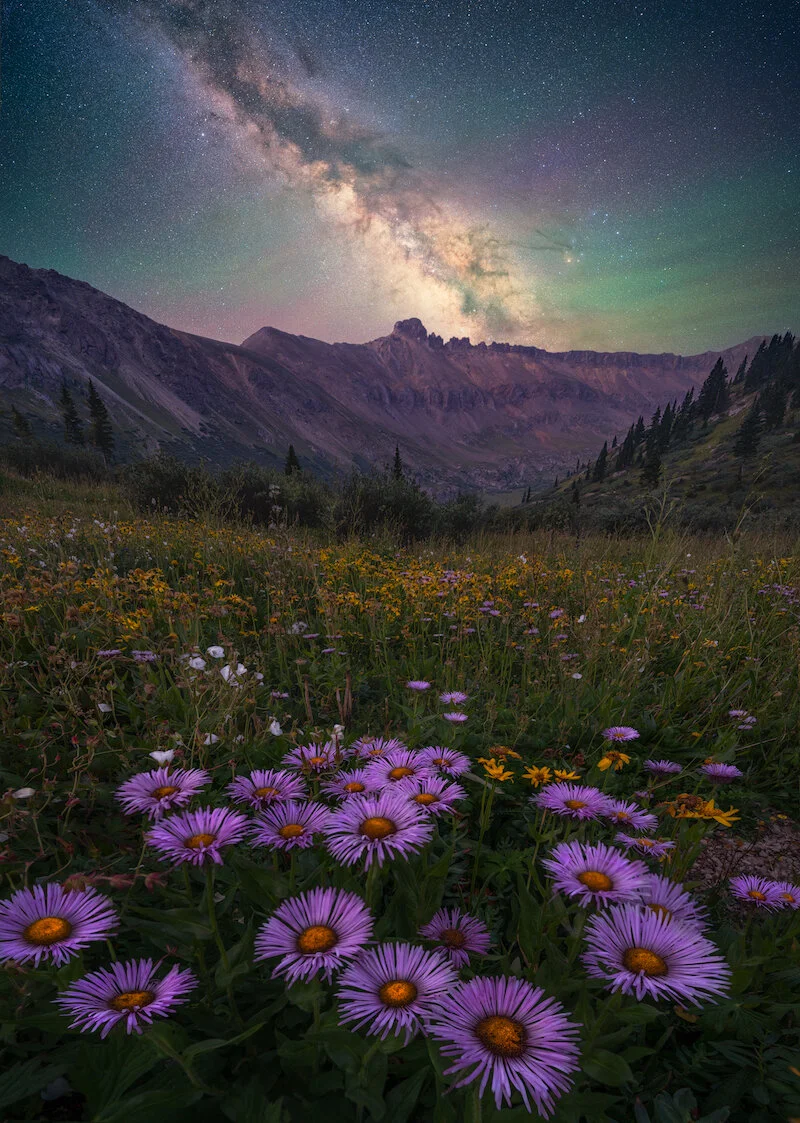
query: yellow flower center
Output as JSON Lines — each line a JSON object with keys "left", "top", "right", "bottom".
{"left": 308, "top": 756, "right": 326, "bottom": 767}
{"left": 564, "top": 799, "right": 586, "bottom": 810}
{"left": 379, "top": 979, "right": 418, "bottom": 1007}
{"left": 647, "top": 904, "right": 672, "bottom": 920}
{"left": 432, "top": 757, "right": 451, "bottom": 767}
{"left": 638, "top": 839, "right": 655, "bottom": 848}
{"left": 475, "top": 1015, "right": 527, "bottom": 1058}
{"left": 441, "top": 928, "right": 467, "bottom": 948}
{"left": 343, "top": 781, "right": 365, "bottom": 793}
{"left": 388, "top": 766, "right": 414, "bottom": 781}
{"left": 186, "top": 832, "right": 215, "bottom": 849}
{"left": 24, "top": 916, "right": 73, "bottom": 945}
{"left": 253, "top": 786, "right": 280, "bottom": 798}
{"left": 747, "top": 889, "right": 766, "bottom": 901}
{"left": 578, "top": 870, "right": 613, "bottom": 892}
{"left": 360, "top": 816, "right": 396, "bottom": 840}
{"left": 152, "top": 785, "right": 178, "bottom": 799}
{"left": 780, "top": 892, "right": 797, "bottom": 903}
{"left": 414, "top": 793, "right": 438, "bottom": 806}
{"left": 622, "top": 946, "right": 668, "bottom": 976}
{"left": 278, "top": 823, "right": 305, "bottom": 839}
{"left": 614, "top": 812, "right": 631, "bottom": 821}
{"left": 297, "top": 924, "right": 337, "bottom": 954}
{"left": 109, "top": 989, "right": 155, "bottom": 1012}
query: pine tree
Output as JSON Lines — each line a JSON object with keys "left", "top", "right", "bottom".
{"left": 611, "top": 435, "right": 617, "bottom": 449}
{"left": 633, "top": 416, "right": 646, "bottom": 445}
{"left": 733, "top": 402, "right": 762, "bottom": 478}
{"left": 553, "top": 476, "right": 559, "bottom": 489}
{"left": 87, "top": 380, "right": 114, "bottom": 462}
{"left": 658, "top": 402, "right": 674, "bottom": 451}
{"left": 59, "top": 383, "right": 84, "bottom": 446}
{"left": 392, "top": 445, "right": 403, "bottom": 480}
{"left": 11, "top": 406, "right": 31, "bottom": 439}
{"left": 760, "top": 381, "right": 787, "bottom": 430}
{"left": 696, "top": 359, "right": 728, "bottom": 422}
{"left": 284, "top": 444, "right": 301, "bottom": 475}
{"left": 584, "top": 462, "right": 592, "bottom": 481}
{"left": 732, "top": 355, "right": 748, "bottom": 384}
{"left": 641, "top": 452, "right": 662, "bottom": 488}
{"left": 592, "top": 441, "right": 608, "bottom": 482}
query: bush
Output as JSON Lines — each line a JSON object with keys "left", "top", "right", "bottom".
{"left": 0, "top": 441, "right": 109, "bottom": 482}
{"left": 332, "top": 471, "right": 435, "bottom": 542}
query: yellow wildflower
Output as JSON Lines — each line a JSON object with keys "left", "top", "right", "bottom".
{"left": 554, "top": 769, "right": 581, "bottom": 781}
{"left": 597, "top": 751, "right": 630, "bottom": 772}
{"left": 489, "top": 745, "right": 522, "bottom": 760}
{"left": 481, "top": 758, "right": 513, "bottom": 782}
{"left": 523, "top": 766, "right": 552, "bottom": 787}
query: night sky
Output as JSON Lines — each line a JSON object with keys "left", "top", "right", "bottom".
{"left": 1, "top": 0, "right": 797, "bottom": 353}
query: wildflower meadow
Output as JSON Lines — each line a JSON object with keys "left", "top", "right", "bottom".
{"left": 1, "top": 503, "right": 799, "bottom": 1122}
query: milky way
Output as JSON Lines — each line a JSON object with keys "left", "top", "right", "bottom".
{"left": 0, "top": 0, "right": 797, "bottom": 350}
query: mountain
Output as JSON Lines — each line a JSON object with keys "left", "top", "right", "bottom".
{"left": 0, "top": 255, "right": 765, "bottom": 493}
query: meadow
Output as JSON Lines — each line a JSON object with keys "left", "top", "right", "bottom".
{"left": 1, "top": 484, "right": 799, "bottom": 1123}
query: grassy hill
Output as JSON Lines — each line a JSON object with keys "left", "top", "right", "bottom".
{"left": 531, "top": 333, "right": 800, "bottom": 534}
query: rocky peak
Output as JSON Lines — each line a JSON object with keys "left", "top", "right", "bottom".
{"left": 392, "top": 318, "right": 428, "bottom": 342}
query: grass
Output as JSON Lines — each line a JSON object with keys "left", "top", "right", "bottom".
{"left": 1, "top": 482, "right": 799, "bottom": 1122}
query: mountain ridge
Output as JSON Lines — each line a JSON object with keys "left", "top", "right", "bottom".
{"left": 0, "top": 254, "right": 769, "bottom": 493}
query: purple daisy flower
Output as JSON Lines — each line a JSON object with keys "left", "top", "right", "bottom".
{"left": 583, "top": 904, "right": 731, "bottom": 1004}
{"left": 55, "top": 958, "right": 196, "bottom": 1038}
{"left": 323, "top": 791, "right": 434, "bottom": 869}
{"left": 250, "top": 800, "right": 331, "bottom": 852}
{"left": 418, "top": 746, "right": 471, "bottom": 777}
{"left": 254, "top": 887, "right": 373, "bottom": 984}
{"left": 542, "top": 841, "right": 648, "bottom": 908}
{"left": 363, "top": 748, "right": 436, "bottom": 787}
{"left": 639, "top": 874, "right": 708, "bottom": 930}
{"left": 0, "top": 884, "right": 118, "bottom": 967}
{"left": 729, "top": 875, "right": 784, "bottom": 909}
{"left": 393, "top": 774, "right": 468, "bottom": 816}
{"left": 700, "top": 762, "right": 744, "bottom": 784}
{"left": 115, "top": 767, "right": 210, "bottom": 821}
{"left": 442, "top": 712, "right": 468, "bottom": 723}
{"left": 349, "top": 736, "right": 407, "bottom": 761}
{"left": 227, "top": 768, "right": 307, "bottom": 809}
{"left": 614, "top": 833, "right": 675, "bottom": 859}
{"left": 604, "top": 799, "right": 658, "bottom": 832}
{"left": 601, "top": 726, "right": 640, "bottom": 743}
{"left": 146, "top": 806, "right": 249, "bottom": 867}
{"left": 336, "top": 942, "right": 457, "bottom": 1043}
{"left": 281, "top": 742, "right": 340, "bottom": 773}
{"left": 406, "top": 680, "right": 431, "bottom": 691}
{"left": 425, "top": 975, "right": 581, "bottom": 1115}
{"left": 419, "top": 908, "right": 491, "bottom": 967}
{"left": 772, "top": 881, "right": 800, "bottom": 909}
{"left": 131, "top": 650, "right": 158, "bottom": 664}
{"left": 97, "top": 649, "right": 123, "bottom": 658}
{"left": 320, "top": 768, "right": 381, "bottom": 800}
{"left": 440, "top": 691, "right": 469, "bottom": 704}
{"left": 643, "top": 759, "right": 682, "bottom": 777}
{"left": 533, "top": 782, "right": 611, "bottom": 821}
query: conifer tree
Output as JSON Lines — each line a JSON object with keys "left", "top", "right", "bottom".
{"left": 633, "top": 416, "right": 646, "bottom": 444}
{"left": 284, "top": 444, "right": 301, "bottom": 475}
{"left": 87, "top": 380, "right": 114, "bottom": 463}
{"left": 592, "top": 441, "right": 608, "bottom": 482}
{"left": 11, "top": 406, "right": 31, "bottom": 439}
{"left": 59, "top": 383, "right": 84, "bottom": 446}
{"left": 696, "top": 358, "right": 728, "bottom": 421}
{"left": 392, "top": 445, "right": 403, "bottom": 479}
{"left": 733, "top": 401, "right": 762, "bottom": 479}
{"left": 732, "top": 355, "right": 748, "bottom": 384}
{"left": 611, "top": 435, "right": 617, "bottom": 449}
{"left": 641, "top": 451, "right": 662, "bottom": 488}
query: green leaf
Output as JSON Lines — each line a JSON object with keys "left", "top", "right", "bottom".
{"left": 0, "top": 1058, "right": 69, "bottom": 1111}
{"left": 581, "top": 1048, "right": 635, "bottom": 1087}
{"left": 383, "top": 1067, "right": 430, "bottom": 1123}
{"left": 615, "top": 1003, "right": 663, "bottom": 1024}
{"left": 182, "top": 1021, "right": 264, "bottom": 1061}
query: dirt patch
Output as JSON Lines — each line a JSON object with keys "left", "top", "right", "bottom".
{"left": 691, "top": 814, "right": 800, "bottom": 890}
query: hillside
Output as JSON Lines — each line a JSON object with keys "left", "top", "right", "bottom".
{"left": 0, "top": 255, "right": 765, "bottom": 494}
{"left": 532, "top": 334, "right": 800, "bottom": 532}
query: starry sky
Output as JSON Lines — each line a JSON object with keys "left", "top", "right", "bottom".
{"left": 1, "top": 0, "right": 797, "bottom": 353}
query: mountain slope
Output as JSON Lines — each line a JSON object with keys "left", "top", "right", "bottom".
{"left": 0, "top": 255, "right": 765, "bottom": 493}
